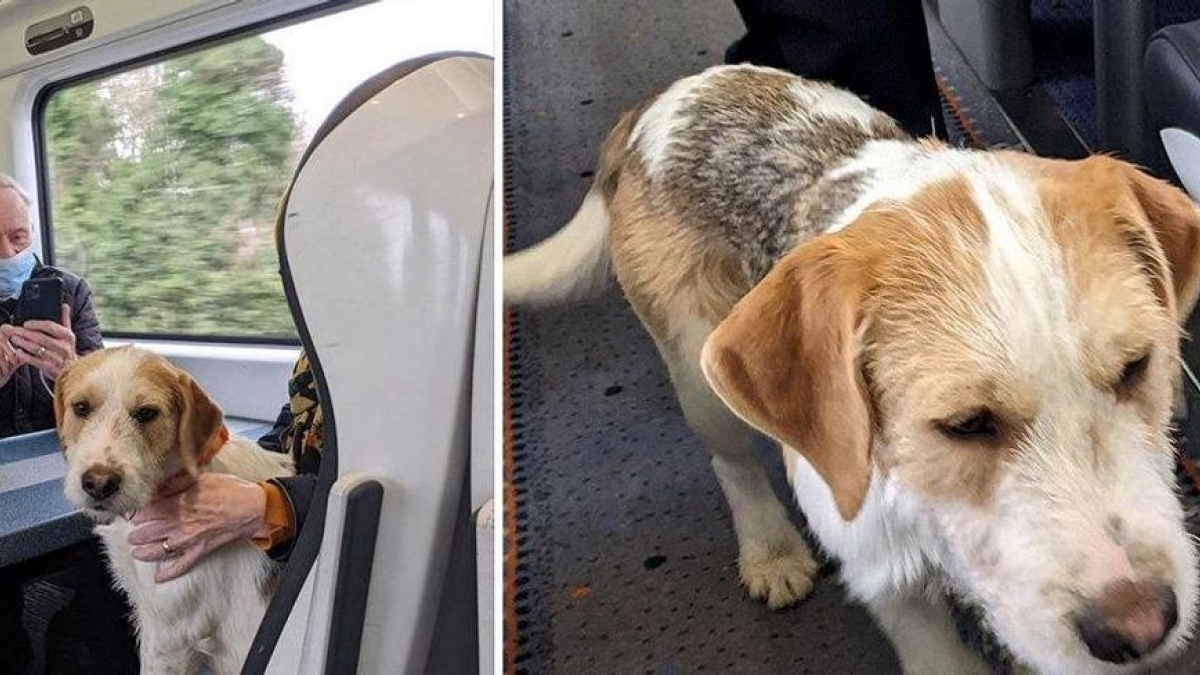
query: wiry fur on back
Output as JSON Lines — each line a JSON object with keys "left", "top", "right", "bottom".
{"left": 504, "top": 65, "right": 910, "bottom": 306}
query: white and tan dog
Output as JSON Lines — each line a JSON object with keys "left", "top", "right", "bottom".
{"left": 506, "top": 64, "right": 1200, "bottom": 674}
{"left": 56, "top": 346, "right": 292, "bottom": 675}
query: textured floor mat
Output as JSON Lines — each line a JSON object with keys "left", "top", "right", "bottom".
{"left": 504, "top": 1, "right": 1200, "bottom": 673}
{"left": 926, "top": 7, "right": 1022, "bottom": 151}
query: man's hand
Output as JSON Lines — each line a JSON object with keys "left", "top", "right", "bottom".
{"left": 4, "top": 304, "right": 76, "bottom": 380}
{"left": 0, "top": 323, "right": 24, "bottom": 388}
{"left": 128, "top": 472, "right": 270, "bottom": 583}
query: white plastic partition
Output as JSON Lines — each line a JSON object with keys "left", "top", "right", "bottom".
{"left": 263, "top": 55, "right": 493, "bottom": 674}
{"left": 472, "top": 198, "right": 495, "bottom": 675}
{"left": 1163, "top": 127, "right": 1200, "bottom": 201}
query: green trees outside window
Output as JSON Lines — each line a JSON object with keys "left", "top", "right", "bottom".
{"left": 44, "top": 37, "right": 300, "bottom": 339}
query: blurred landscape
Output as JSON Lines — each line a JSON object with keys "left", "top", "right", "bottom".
{"left": 45, "top": 36, "right": 299, "bottom": 339}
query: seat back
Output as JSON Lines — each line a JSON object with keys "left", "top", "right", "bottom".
{"left": 250, "top": 53, "right": 493, "bottom": 674}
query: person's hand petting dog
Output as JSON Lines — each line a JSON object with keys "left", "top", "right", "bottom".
{"left": 0, "top": 303, "right": 75, "bottom": 384}
{"left": 128, "top": 472, "right": 271, "bottom": 583}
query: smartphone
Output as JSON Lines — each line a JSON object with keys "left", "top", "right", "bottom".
{"left": 14, "top": 277, "right": 63, "bottom": 325}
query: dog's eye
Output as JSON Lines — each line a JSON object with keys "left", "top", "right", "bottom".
{"left": 1117, "top": 353, "right": 1150, "bottom": 393}
{"left": 71, "top": 400, "right": 90, "bottom": 418}
{"left": 132, "top": 406, "right": 159, "bottom": 424}
{"left": 936, "top": 410, "right": 999, "bottom": 441}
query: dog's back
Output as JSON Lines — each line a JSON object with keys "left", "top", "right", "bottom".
{"left": 211, "top": 434, "right": 293, "bottom": 482}
{"left": 503, "top": 64, "right": 912, "bottom": 311}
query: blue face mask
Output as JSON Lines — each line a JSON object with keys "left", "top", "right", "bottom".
{"left": 0, "top": 248, "right": 36, "bottom": 298}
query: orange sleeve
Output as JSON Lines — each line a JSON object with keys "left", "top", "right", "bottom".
{"left": 251, "top": 482, "right": 295, "bottom": 551}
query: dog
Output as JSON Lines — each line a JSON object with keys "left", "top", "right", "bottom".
{"left": 505, "top": 64, "right": 1200, "bottom": 674}
{"left": 56, "top": 346, "right": 293, "bottom": 674}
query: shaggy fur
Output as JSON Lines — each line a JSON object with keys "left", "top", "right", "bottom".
{"left": 56, "top": 346, "right": 293, "bottom": 675}
{"left": 505, "top": 64, "right": 1200, "bottom": 673}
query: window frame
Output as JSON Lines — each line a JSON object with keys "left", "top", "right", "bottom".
{"left": 31, "top": 1, "right": 358, "bottom": 346}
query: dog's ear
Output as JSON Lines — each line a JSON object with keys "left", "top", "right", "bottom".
{"left": 176, "top": 372, "right": 225, "bottom": 476}
{"left": 701, "top": 235, "right": 874, "bottom": 520}
{"left": 52, "top": 359, "right": 80, "bottom": 433}
{"left": 1102, "top": 157, "right": 1200, "bottom": 323}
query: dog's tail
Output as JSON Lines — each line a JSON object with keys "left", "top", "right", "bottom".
{"left": 504, "top": 104, "right": 643, "bottom": 307}
{"left": 503, "top": 190, "right": 611, "bottom": 307}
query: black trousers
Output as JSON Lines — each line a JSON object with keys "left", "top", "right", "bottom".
{"left": 726, "top": 0, "right": 946, "bottom": 138}
{"left": 0, "top": 539, "right": 139, "bottom": 675}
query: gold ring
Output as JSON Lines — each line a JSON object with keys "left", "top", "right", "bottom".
{"left": 36, "top": 346, "right": 45, "bottom": 358}
{"left": 161, "top": 540, "right": 174, "bottom": 557}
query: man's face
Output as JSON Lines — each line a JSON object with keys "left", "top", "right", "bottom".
{"left": 0, "top": 188, "right": 33, "bottom": 260}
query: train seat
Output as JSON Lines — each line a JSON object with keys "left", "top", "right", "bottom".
{"left": 245, "top": 53, "right": 494, "bottom": 675}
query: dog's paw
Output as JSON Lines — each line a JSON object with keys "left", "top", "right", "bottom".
{"left": 739, "top": 542, "right": 819, "bottom": 609}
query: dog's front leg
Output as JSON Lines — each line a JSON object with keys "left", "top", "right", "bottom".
{"left": 660, "top": 323, "right": 818, "bottom": 608}
{"left": 138, "top": 630, "right": 203, "bottom": 675}
{"left": 867, "top": 594, "right": 991, "bottom": 675}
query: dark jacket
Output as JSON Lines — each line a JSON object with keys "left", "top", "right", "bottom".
{"left": 0, "top": 261, "right": 102, "bottom": 437}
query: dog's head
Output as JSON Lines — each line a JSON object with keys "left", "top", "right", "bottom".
{"left": 55, "top": 346, "right": 226, "bottom": 522}
{"left": 703, "top": 152, "right": 1200, "bottom": 673}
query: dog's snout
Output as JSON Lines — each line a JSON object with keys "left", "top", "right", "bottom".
{"left": 1075, "top": 580, "right": 1178, "bottom": 664}
{"left": 81, "top": 466, "right": 122, "bottom": 500}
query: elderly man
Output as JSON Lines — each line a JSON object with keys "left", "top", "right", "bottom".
{"left": 0, "top": 173, "right": 102, "bottom": 435}
{"left": 0, "top": 173, "right": 129, "bottom": 674}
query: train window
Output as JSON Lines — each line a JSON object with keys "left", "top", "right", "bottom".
{"left": 38, "top": 1, "right": 492, "bottom": 342}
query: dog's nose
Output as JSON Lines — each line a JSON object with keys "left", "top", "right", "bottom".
{"left": 81, "top": 466, "right": 122, "bottom": 500}
{"left": 1075, "top": 580, "right": 1178, "bottom": 664}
